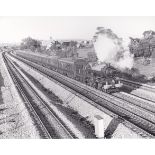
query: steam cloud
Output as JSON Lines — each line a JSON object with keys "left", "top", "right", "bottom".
{"left": 93, "top": 27, "right": 134, "bottom": 70}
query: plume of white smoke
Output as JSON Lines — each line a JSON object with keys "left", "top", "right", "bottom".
{"left": 93, "top": 27, "right": 134, "bottom": 70}
{"left": 116, "top": 50, "right": 134, "bottom": 69}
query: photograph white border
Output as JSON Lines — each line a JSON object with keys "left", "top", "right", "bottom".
{"left": 0, "top": 0, "right": 155, "bottom": 155}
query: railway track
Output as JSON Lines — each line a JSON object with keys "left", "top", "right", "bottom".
{"left": 121, "top": 78, "right": 155, "bottom": 93}
{"left": 113, "top": 92, "right": 155, "bottom": 113}
{"left": 3, "top": 53, "right": 75, "bottom": 139}
{"left": 8, "top": 52, "right": 155, "bottom": 138}
{"left": 120, "top": 78, "right": 155, "bottom": 104}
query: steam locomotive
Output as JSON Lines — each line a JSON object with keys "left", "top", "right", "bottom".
{"left": 13, "top": 51, "right": 123, "bottom": 93}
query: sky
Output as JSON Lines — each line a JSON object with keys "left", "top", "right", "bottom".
{"left": 0, "top": 16, "right": 155, "bottom": 44}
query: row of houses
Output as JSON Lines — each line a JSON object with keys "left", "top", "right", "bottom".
{"left": 41, "top": 39, "right": 97, "bottom": 62}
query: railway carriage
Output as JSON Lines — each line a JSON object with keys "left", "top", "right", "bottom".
{"left": 58, "top": 58, "right": 75, "bottom": 78}
{"left": 74, "top": 58, "right": 90, "bottom": 82}
{"left": 15, "top": 50, "right": 59, "bottom": 70}
{"left": 41, "top": 56, "right": 59, "bottom": 70}
{"left": 57, "top": 57, "right": 90, "bottom": 82}
{"left": 48, "top": 56, "right": 59, "bottom": 71}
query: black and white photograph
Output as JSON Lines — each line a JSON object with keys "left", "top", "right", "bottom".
{"left": 1, "top": 16, "right": 155, "bottom": 139}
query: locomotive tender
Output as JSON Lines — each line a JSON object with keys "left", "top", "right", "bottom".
{"left": 14, "top": 50, "right": 122, "bottom": 93}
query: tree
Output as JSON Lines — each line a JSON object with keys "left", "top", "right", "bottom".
{"left": 49, "top": 41, "right": 63, "bottom": 57}
{"left": 20, "top": 37, "right": 42, "bottom": 52}
{"left": 129, "top": 34, "right": 154, "bottom": 58}
{"left": 143, "top": 30, "right": 155, "bottom": 40}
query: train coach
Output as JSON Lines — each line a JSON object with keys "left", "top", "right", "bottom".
{"left": 58, "top": 57, "right": 90, "bottom": 82}
{"left": 13, "top": 50, "right": 123, "bottom": 93}
{"left": 15, "top": 50, "right": 59, "bottom": 70}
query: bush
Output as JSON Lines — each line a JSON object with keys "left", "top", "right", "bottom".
{"left": 122, "top": 68, "right": 147, "bottom": 82}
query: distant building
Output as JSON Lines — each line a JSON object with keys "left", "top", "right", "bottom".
{"left": 40, "top": 39, "right": 96, "bottom": 60}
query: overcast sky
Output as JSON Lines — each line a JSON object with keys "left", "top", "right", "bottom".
{"left": 0, "top": 16, "right": 155, "bottom": 44}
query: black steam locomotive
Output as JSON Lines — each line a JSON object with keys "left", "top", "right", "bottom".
{"left": 14, "top": 51, "right": 123, "bottom": 93}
